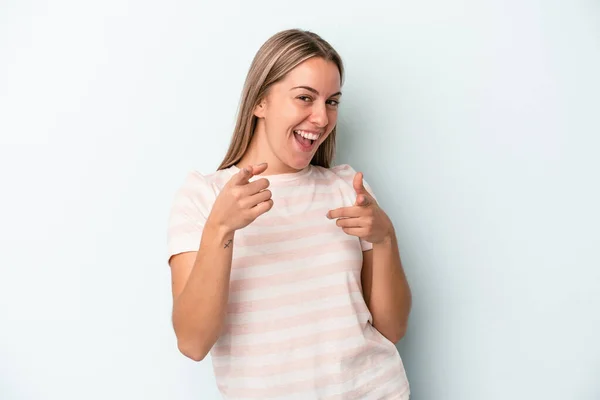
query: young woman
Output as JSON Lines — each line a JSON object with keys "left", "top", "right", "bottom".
{"left": 167, "top": 28, "right": 412, "bottom": 399}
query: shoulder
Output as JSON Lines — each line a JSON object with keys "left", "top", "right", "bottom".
{"left": 184, "top": 167, "right": 234, "bottom": 190}
{"left": 180, "top": 166, "right": 235, "bottom": 192}
{"left": 311, "top": 163, "right": 377, "bottom": 199}
{"left": 170, "top": 167, "right": 235, "bottom": 214}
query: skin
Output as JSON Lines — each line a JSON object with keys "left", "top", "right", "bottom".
{"left": 236, "top": 57, "right": 342, "bottom": 174}
{"left": 169, "top": 57, "right": 411, "bottom": 362}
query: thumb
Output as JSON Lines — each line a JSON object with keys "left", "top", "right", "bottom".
{"left": 355, "top": 194, "right": 371, "bottom": 207}
{"left": 235, "top": 165, "right": 254, "bottom": 185}
{"left": 353, "top": 172, "right": 367, "bottom": 195}
{"left": 353, "top": 172, "right": 371, "bottom": 206}
{"left": 235, "top": 162, "right": 267, "bottom": 185}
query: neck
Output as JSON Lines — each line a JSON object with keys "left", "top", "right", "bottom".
{"left": 235, "top": 121, "right": 302, "bottom": 175}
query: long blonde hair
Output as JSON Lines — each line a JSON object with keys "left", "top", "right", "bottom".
{"left": 217, "top": 29, "right": 344, "bottom": 171}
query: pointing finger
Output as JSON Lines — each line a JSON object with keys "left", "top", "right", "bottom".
{"left": 327, "top": 206, "right": 363, "bottom": 219}
{"left": 236, "top": 162, "right": 267, "bottom": 185}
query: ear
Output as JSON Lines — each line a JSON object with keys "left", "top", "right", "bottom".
{"left": 253, "top": 97, "right": 267, "bottom": 118}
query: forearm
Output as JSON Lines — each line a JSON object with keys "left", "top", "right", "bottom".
{"left": 172, "top": 221, "right": 234, "bottom": 360}
{"left": 369, "top": 230, "right": 412, "bottom": 343}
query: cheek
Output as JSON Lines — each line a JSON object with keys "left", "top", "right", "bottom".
{"left": 325, "top": 109, "right": 338, "bottom": 133}
{"left": 318, "top": 111, "right": 338, "bottom": 144}
{"left": 292, "top": 104, "right": 313, "bottom": 122}
{"left": 274, "top": 101, "right": 307, "bottom": 127}
{"left": 328, "top": 109, "right": 338, "bottom": 125}
{"left": 265, "top": 108, "right": 289, "bottom": 132}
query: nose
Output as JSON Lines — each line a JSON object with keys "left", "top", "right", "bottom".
{"left": 309, "top": 102, "right": 329, "bottom": 128}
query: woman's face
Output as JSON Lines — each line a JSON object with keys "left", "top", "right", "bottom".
{"left": 253, "top": 57, "right": 341, "bottom": 173}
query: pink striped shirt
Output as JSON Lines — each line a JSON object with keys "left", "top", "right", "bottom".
{"left": 167, "top": 163, "right": 410, "bottom": 400}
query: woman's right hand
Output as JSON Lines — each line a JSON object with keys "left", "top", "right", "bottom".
{"left": 206, "top": 163, "right": 273, "bottom": 233}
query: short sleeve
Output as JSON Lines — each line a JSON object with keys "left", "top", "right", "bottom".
{"left": 330, "top": 164, "right": 379, "bottom": 252}
{"left": 166, "top": 171, "right": 216, "bottom": 265}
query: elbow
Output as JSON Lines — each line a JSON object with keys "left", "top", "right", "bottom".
{"left": 177, "top": 339, "right": 210, "bottom": 362}
{"left": 172, "top": 317, "right": 223, "bottom": 362}
{"left": 395, "top": 325, "right": 409, "bottom": 343}
{"left": 384, "top": 323, "right": 408, "bottom": 344}
{"left": 172, "top": 314, "right": 221, "bottom": 362}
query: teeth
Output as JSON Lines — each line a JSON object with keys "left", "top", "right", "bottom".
{"left": 294, "top": 130, "right": 319, "bottom": 141}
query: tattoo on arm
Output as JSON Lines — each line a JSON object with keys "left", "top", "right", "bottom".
{"left": 224, "top": 239, "right": 232, "bottom": 249}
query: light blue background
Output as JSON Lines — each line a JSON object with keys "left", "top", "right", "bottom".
{"left": 1, "top": 1, "right": 599, "bottom": 399}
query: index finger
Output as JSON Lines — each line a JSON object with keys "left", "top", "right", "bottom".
{"left": 327, "top": 206, "right": 363, "bottom": 220}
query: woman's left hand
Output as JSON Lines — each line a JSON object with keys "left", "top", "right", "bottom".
{"left": 326, "top": 172, "right": 394, "bottom": 244}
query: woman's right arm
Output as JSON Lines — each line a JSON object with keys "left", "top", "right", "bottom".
{"left": 169, "top": 222, "right": 235, "bottom": 361}
{"left": 168, "top": 163, "right": 272, "bottom": 361}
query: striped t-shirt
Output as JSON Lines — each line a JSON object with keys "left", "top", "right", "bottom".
{"left": 166, "top": 163, "right": 410, "bottom": 400}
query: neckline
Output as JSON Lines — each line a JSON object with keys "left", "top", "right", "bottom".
{"left": 227, "top": 164, "right": 313, "bottom": 183}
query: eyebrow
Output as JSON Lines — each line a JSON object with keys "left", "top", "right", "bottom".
{"left": 290, "top": 86, "right": 342, "bottom": 97}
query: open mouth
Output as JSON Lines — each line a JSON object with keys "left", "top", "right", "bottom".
{"left": 293, "top": 130, "right": 320, "bottom": 151}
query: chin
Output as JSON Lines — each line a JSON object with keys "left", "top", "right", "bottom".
{"left": 287, "top": 156, "right": 312, "bottom": 171}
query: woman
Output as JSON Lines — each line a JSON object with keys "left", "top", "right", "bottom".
{"left": 167, "top": 28, "right": 412, "bottom": 399}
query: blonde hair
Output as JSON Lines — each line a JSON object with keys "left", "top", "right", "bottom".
{"left": 217, "top": 29, "right": 344, "bottom": 170}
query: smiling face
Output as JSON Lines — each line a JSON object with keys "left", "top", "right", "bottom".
{"left": 248, "top": 57, "right": 342, "bottom": 174}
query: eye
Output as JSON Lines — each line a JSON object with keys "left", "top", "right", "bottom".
{"left": 327, "top": 99, "right": 340, "bottom": 107}
{"left": 297, "top": 95, "right": 312, "bottom": 102}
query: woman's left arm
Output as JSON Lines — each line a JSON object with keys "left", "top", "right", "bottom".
{"left": 361, "top": 233, "right": 412, "bottom": 343}
{"left": 327, "top": 171, "right": 412, "bottom": 343}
